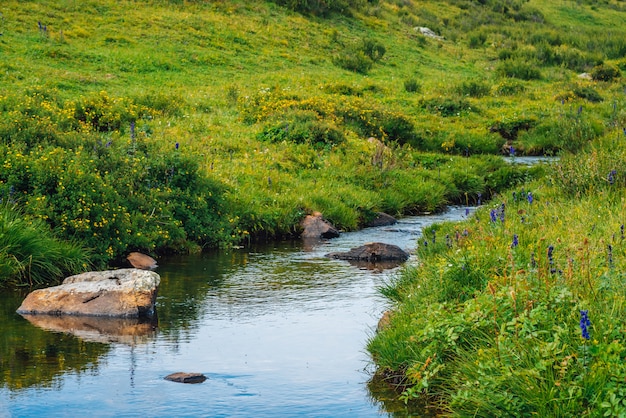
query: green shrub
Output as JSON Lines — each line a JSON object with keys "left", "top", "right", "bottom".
{"left": 591, "top": 64, "right": 621, "bottom": 82}
{"left": 496, "top": 59, "right": 542, "bottom": 80}
{"left": 573, "top": 86, "right": 603, "bottom": 102}
{"left": 323, "top": 83, "right": 362, "bottom": 96}
{"left": 422, "top": 97, "right": 473, "bottom": 117}
{"left": 456, "top": 80, "right": 491, "bottom": 97}
{"left": 494, "top": 79, "right": 526, "bottom": 96}
{"left": 468, "top": 32, "right": 487, "bottom": 48}
{"left": 270, "top": 0, "right": 369, "bottom": 16}
{"left": 73, "top": 91, "right": 147, "bottom": 132}
{"left": 361, "top": 38, "right": 386, "bottom": 62}
{"left": 489, "top": 117, "right": 537, "bottom": 140}
{"left": 333, "top": 49, "right": 373, "bottom": 74}
{"left": 404, "top": 78, "right": 421, "bottom": 93}
{"left": 258, "top": 109, "right": 345, "bottom": 149}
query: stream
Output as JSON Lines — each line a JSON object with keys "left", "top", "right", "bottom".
{"left": 0, "top": 206, "right": 475, "bottom": 417}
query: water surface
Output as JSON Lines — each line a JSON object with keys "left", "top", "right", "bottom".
{"left": 0, "top": 207, "right": 474, "bottom": 417}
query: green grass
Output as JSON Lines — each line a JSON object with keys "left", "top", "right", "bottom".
{"left": 368, "top": 130, "right": 626, "bottom": 415}
{"left": 1, "top": 0, "right": 626, "bottom": 412}
{"left": 0, "top": 204, "right": 90, "bottom": 287}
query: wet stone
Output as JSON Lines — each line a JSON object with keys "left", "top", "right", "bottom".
{"left": 164, "top": 372, "right": 207, "bottom": 384}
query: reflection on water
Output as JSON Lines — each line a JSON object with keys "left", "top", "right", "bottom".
{"left": 0, "top": 207, "right": 473, "bottom": 417}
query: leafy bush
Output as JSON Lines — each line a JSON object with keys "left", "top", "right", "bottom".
{"left": 271, "top": 0, "right": 373, "bottom": 16}
{"left": 422, "top": 97, "right": 473, "bottom": 117}
{"left": 361, "top": 38, "right": 386, "bottom": 62}
{"left": 468, "top": 32, "right": 487, "bottom": 48}
{"left": 573, "top": 86, "right": 603, "bottom": 102}
{"left": 591, "top": 64, "right": 621, "bottom": 81}
{"left": 456, "top": 80, "right": 491, "bottom": 97}
{"left": 333, "top": 38, "right": 386, "bottom": 74}
{"left": 494, "top": 79, "right": 526, "bottom": 96}
{"left": 496, "top": 59, "right": 542, "bottom": 80}
{"left": 404, "top": 78, "right": 421, "bottom": 93}
{"left": 489, "top": 117, "right": 537, "bottom": 140}
{"left": 333, "top": 49, "right": 373, "bottom": 74}
{"left": 258, "top": 109, "right": 345, "bottom": 149}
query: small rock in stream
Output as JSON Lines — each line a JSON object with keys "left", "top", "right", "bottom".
{"left": 164, "top": 372, "right": 207, "bottom": 384}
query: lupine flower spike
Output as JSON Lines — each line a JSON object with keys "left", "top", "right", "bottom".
{"left": 580, "top": 310, "right": 591, "bottom": 340}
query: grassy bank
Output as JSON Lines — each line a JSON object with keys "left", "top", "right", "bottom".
{"left": 368, "top": 130, "right": 626, "bottom": 415}
{"left": 0, "top": 0, "right": 624, "bottom": 285}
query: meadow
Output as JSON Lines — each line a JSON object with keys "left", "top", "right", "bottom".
{"left": 0, "top": 0, "right": 625, "bottom": 411}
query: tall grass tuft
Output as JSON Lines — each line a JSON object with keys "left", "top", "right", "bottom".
{"left": 0, "top": 204, "right": 90, "bottom": 287}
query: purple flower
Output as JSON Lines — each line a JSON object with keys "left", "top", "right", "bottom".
{"left": 511, "top": 234, "right": 518, "bottom": 248}
{"left": 608, "top": 170, "right": 617, "bottom": 185}
{"left": 580, "top": 310, "right": 591, "bottom": 340}
{"left": 465, "top": 208, "right": 470, "bottom": 217}
{"left": 499, "top": 203, "right": 505, "bottom": 222}
{"left": 130, "top": 121, "right": 136, "bottom": 140}
{"left": 490, "top": 209, "right": 497, "bottom": 223}
{"left": 477, "top": 192, "right": 482, "bottom": 206}
{"left": 547, "top": 245, "right": 554, "bottom": 259}
{"left": 509, "top": 146, "right": 515, "bottom": 157}
{"left": 175, "top": 142, "right": 179, "bottom": 150}
{"left": 527, "top": 192, "right": 533, "bottom": 204}
{"left": 578, "top": 105, "right": 583, "bottom": 115}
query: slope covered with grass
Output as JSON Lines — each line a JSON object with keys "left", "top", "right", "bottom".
{"left": 0, "top": 0, "right": 624, "bottom": 281}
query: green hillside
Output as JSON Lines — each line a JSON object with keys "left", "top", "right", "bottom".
{"left": 2, "top": 0, "right": 626, "bottom": 414}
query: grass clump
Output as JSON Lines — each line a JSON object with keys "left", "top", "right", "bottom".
{"left": 0, "top": 204, "right": 90, "bottom": 287}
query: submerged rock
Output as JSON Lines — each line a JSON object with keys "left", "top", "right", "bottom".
{"left": 300, "top": 211, "right": 340, "bottom": 239}
{"left": 365, "top": 212, "right": 397, "bottom": 228}
{"left": 326, "top": 242, "right": 410, "bottom": 262}
{"left": 16, "top": 269, "right": 160, "bottom": 318}
{"left": 164, "top": 372, "right": 207, "bottom": 384}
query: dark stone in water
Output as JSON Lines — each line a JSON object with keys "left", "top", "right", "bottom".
{"left": 325, "top": 242, "right": 410, "bottom": 262}
{"left": 164, "top": 372, "right": 207, "bottom": 384}
{"left": 365, "top": 212, "right": 397, "bottom": 228}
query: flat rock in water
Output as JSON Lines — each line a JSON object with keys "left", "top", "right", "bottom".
{"left": 16, "top": 269, "right": 160, "bottom": 318}
{"left": 326, "top": 242, "right": 410, "bottom": 262}
{"left": 164, "top": 372, "right": 207, "bottom": 384}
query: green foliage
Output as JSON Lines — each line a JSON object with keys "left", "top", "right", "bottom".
{"left": 422, "top": 97, "right": 473, "bottom": 117}
{"left": 0, "top": 204, "right": 90, "bottom": 287}
{"left": 591, "top": 64, "right": 622, "bottom": 82}
{"left": 403, "top": 78, "right": 421, "bottom": 93}
{"left": 258, "top": 109, "right": 345, "bottom": 149}
{"left": 573, "top": 86, "right": 603, "bottom": 103}
{"left": 489, "top": 117, "right": 537, "bottom": 140}
{"left": 368, "top": 142, "right": 626, "bottom": 414}
{"left": 456, "top": 79, "right": 491, "bottom": 98}
{"left": 271, "top": 0, "right": 372, "bottom": 16}
{"left": 496, "top": 59, "right": 542, "bottom": 80}
{"left": 333, "top": 49, "right": 374, "bottom": 74}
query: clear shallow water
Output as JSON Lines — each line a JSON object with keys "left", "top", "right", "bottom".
{"left": 0, "top": 207, "right": 474, "bottom": 418}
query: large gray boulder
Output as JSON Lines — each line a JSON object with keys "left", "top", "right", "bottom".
{"left": 17, "top": 269, "right": 160, "bottom": 318}
{"left": 326, "top": 242, "right": 410, "bottom": 262}
{"left": 300, "top": 212, "right": 340, "bottom": 239}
